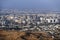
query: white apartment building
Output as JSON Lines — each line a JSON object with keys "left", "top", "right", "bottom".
{"left": 46, "top": 18, "right": 59, "bottom": 23}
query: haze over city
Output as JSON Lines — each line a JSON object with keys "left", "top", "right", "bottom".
{"left": 0, "top": 0, "right": 60, "bottom": 11}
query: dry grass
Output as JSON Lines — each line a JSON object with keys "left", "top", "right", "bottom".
{"left": 0, "top": 30, "right": 53, "bottom": 40}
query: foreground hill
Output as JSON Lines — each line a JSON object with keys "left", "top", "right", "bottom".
{"left": 0, "top": 30, "right": 53, "bottom": 40}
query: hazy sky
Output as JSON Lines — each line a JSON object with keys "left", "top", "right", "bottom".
{"left": 0, "top": 0, "right": 60, "bottom": 11}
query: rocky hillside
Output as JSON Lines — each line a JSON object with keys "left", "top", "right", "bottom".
{"left": 0, "top": 30, "right": 54, "bottom": 40}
